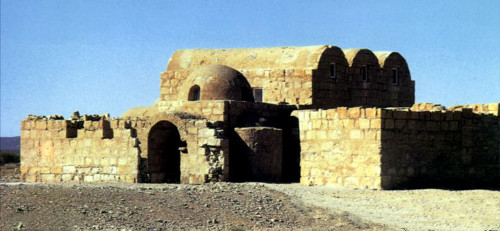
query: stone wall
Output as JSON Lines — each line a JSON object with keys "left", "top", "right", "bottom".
{"left": 380, "top": 104, "right": 499, "bottom": 188}
{"left": 20, "top": 112, "right": 230, "bottom": 184}
{"left": 161, "top": 69, "right": 314, "bottom": 105}
{"left": 20, "top": 117, "right": 139, "bottom": 183}
{"left": 121, "top": 113, "right": 227, "bottom": 184}
{"left": 140, "top": 101, "right": 296, "bottom": 182}
{"left": 378, "top": 52, "right": 415, "bottom": 107}
{"left": 292, "top": 108, "right": 384, "bottom": 188}
{"left": 311, "top": 47, "right": 350, "bottom": 108}
{"left": 233, "top": 127, "right": 283, "bottom": 181}
{"left": 294, "top": 103, "right": 500, "bottom": 189}
{"left": 312, "top": 49, "right": 415, "bottom": 109}
{"left": 155, "top": 100, "right": 226, "bottom": 122}
{"left": 156, "top": 100, "right": 297, "bottom": 127}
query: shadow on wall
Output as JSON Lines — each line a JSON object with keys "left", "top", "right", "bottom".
{"left": 230, "top": 110, "right": 301, "bottom": 183}
{"left": 282, "top": 116, "right": 301, "bottom": 182}
{"left": 229, "top": 127, "right": 284, "bottom": 182}
{"left": 380, "top": 111, "right": 500, "bottom": 190}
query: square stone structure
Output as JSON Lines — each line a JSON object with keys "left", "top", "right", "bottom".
{"left": 20, "top": 45, "right": 499, "bottom": 189}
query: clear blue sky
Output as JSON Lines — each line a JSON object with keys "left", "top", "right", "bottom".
{"left": 1, "top": 0, "right": 499, "bottom": 137}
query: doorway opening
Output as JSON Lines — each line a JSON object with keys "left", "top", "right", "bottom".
{"left": 147, "top": 121, "right": 181, "bottom": 183}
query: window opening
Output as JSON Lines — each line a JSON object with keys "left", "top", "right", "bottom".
{"left": 329, "top": 63, "right": 336, "bottom": 80}
{"left": 188, "top": 85, "right": 200, "bottom": 101}
{"left": 362, "top": 65, "right": 369, "bottom": 82}
{"left": 252, "top": 88, "right": 263, "bottom": 102}
{"left": 392, "top": 68, "right": 399, "bottom": 85}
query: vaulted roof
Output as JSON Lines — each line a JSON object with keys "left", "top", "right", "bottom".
{"left": 167, "top": 45, "right": 330, "bottom": 71}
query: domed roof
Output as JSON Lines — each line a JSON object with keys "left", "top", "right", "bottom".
{"left": 179, "top": 65, "right": 254, "bottom": 102}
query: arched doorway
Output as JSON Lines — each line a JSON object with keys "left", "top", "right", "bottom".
{"left": 147, "top": 121, "right": 181, "bottom": 183}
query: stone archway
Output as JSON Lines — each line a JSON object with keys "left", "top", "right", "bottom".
{"left": 147, "top": 120, "right": 182, "bottom": 183}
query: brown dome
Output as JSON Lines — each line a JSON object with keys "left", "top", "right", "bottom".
{"left": 179, "top": 65, "right": 254, "bottom": 102}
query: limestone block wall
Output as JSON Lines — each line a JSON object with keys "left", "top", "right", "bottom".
{"left": 161, "top": 65, "right": 415, "bottom": 109}
{"left": 123, "top": 114, "right": 228, "bottom": 184}
{"left": 292, "top": 108, "right": 384, "bottom": 188}
{"left": 20, "top": 118, "right": 139, "bottom": 183}
{"left": 144, "top": 101, "right": 295, "bottom": 183}
{"left": 450, "top": 103, "right": 500, "bottom": 116}
{"left": 156, "top": 100, "right": 297, "bottom": 128}
{"left": 233, "top": 127, "right": 283, "bottom": 181}
{"left": 378, "top": 53, "right": 415, "bottom": 107}
{"left": 161, "top": 46, "right": 415, "bottom": 109}
{"left": 295, "top": 103, "right": 499, "bottom": 189}
{"left": 312, "top": 47, "right": 351, "bottom": 108}
{"left": 239, "top": 68, "right": 313, "bottom": 105}
{"left": 312, "top": 49, "right": 415, "bottom": 109}
{"left": 156, "top": 100, "right": 226, "bottom": 122}
{"left": 161, "top": 68, "right": 314, "bottom": 105}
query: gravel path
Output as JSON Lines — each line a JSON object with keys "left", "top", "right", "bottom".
{"left": 266, "top": 184, "right": 500, "bottom": 231}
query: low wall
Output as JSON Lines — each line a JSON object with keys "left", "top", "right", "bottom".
{"left": 20, "top": 117, "right": 139, "bottom": 183}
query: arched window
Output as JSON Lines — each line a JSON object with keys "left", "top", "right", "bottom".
{"left": 188, "top": 85, "right": 200, "bottom": 101}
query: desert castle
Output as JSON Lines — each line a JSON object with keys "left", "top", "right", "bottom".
{"left": 20, "top": 45, "right": 499, "bottom": 189}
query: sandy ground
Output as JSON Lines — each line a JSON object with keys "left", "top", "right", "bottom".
{"left": 267, "top": 184, "right": 500, "bottom": 231}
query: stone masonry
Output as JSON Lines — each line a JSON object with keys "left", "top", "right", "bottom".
{"left": 295, "top": 103, "right": 499, "bottom": 189}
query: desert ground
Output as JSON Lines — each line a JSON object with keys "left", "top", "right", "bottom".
{"left": 1, "top": 163, "right": 499, "bottom": 231}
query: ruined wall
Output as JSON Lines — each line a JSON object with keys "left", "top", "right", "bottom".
{"left": 292, "top": 108, "right": 383, "bottom": 188}
{"left": 123, "top": 114, "right": 227, "bottom": 184}
{"left": 295, "top": 103, "right": 500, "bottom": 189}
{"left": 20, "top": 117, "right": 139, "bottom": 183}
{"left": 156, "top": 100, "right": 296, "bottom": 127}
{"left": 233, "top": 127, "right": 283, "bottom": 181}
{"left": 149, "top": 101, "right": 296, "bottom": 182}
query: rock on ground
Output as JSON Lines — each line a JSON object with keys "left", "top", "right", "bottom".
{"left": 0, "top": 182, "right": 386, "bottom": 230}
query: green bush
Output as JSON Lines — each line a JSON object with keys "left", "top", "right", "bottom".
{"left": 0, "top": 151, "right": 20, "bottom": 165}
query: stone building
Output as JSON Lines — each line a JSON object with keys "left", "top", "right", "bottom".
{"left": 20, "top": 45, "right": 499, "bottom": 189}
